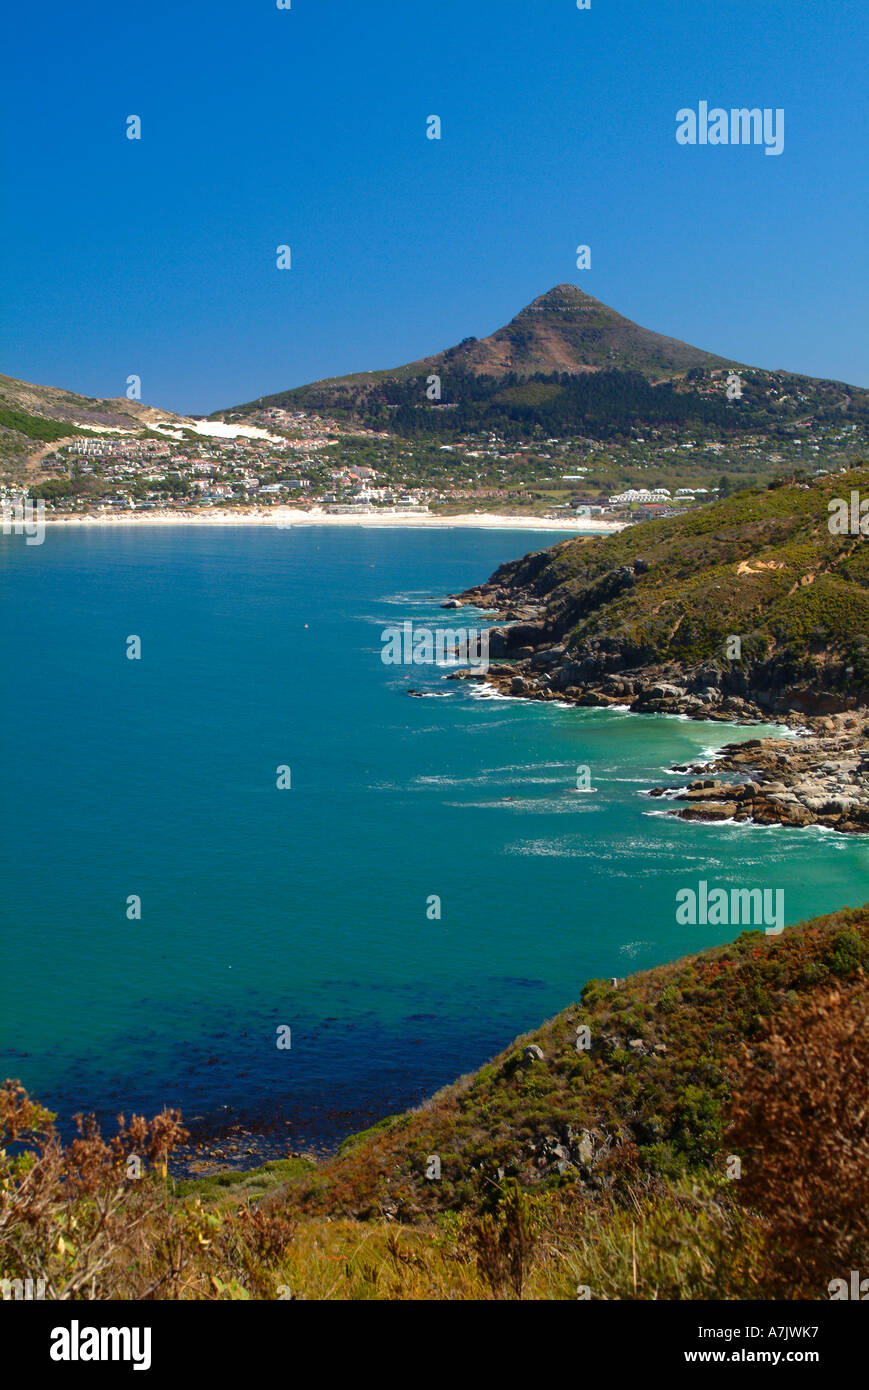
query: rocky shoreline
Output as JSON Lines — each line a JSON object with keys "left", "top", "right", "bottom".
{"left": 444, "top": 582, "right": 869, "bottom": 836}
{"left": 649, "top": 722, "right": 869, "bottom": 835}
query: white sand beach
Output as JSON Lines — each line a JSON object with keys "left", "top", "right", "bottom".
{"left": 43, "top": 507, "right": 625, "bottom": 533}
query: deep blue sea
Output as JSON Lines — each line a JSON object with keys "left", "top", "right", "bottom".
{"left": 2, "top": 525, "right": 867, "bottom": 1161}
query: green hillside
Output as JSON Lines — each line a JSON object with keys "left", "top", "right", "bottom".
{"left": 0, "top": 372, "right": 194, "bottom": 475}
{"left": 3, "top": 901, "right": 868, "bottom": 1299}
{"left": 289, "top": 904, "right": 868, "bottom": 1224}
{"left": 464, "top": 467, "right": 869, "bottom": 710}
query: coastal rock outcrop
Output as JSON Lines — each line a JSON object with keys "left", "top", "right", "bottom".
{"left": 647, "top": 722, "right": 869, "bottom": 834}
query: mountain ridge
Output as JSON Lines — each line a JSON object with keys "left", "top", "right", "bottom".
{"left": 222, "top": 284, "right": 743, "bottom": 415}
{"left": 219, "top": 285, "right": 869, "bottom": 448}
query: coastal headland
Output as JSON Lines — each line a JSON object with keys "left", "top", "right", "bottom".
{"left": 447, "top": 472, "right": 869, "bottom": 835}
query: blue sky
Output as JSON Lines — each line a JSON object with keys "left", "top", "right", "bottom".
{"left": 1, "top": 0, "right": 866, "bottom": 414}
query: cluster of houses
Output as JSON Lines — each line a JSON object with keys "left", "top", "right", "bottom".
{"left": 542, "top": 484, "right": 714, "bottom": 524}
{"left": 322, "top": 468, "right": 430, "bottom": 513}
{"left": 32, "top": 431, "right": 440, "bottom": 515}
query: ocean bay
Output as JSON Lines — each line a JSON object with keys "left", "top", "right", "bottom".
{"left": 2, "top": 524, "right": 867, "bottom": 1163}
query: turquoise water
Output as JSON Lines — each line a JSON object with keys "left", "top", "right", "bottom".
{"left": 2, "top": 525, "right": 867, "bottom": 1156}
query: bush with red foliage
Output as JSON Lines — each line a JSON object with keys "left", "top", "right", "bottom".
{"left": 728, "top": 978, "right": 869, "bottom": 1297}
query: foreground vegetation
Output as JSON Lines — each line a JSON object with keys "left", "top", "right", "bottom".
{"left": 3, "top": 903, "right": 868, "bottom": 1300}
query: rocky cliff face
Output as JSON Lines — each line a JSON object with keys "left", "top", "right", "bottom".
{"left": 455, "top": 564, "right": 862, "bottom": 722}
{"left": 447, "top": 476, "right": 869, "bottom": 833}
